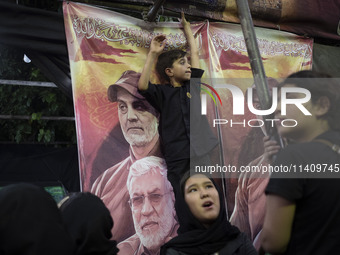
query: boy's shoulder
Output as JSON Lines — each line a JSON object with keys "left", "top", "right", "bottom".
{"left": 148, "top": 80, "right": 172, "bottom": 88}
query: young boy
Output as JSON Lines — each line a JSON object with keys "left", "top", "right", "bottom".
{"left": 138, "top": 13, "right": 218, "bottom": 194}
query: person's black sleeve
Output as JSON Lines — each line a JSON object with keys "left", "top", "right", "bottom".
{"left": 266, "top": 146, "right": 305, "bottom": 202}
{"left": 138, "top": 82, "right": 163, "bottom": 112}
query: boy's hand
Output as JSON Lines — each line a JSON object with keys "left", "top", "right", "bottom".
{"left": 180, "top": 11, "right": 190, "bottom": 28}
{"left": 150, "top": 35, "right": 166, "bottom": 55}
{"left": 179, "top": 11, "right": 199, "bottom": 68}
{"left": 263, "top": 136, "right": 281, "bottom": 164}
{"left": 138, "top": 35, "right": 166, "bottom": 91}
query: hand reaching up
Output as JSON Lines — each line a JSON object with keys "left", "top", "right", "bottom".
{"left": 180, "top": 11, "right": 190, "bottom": 28}
{"left": 179, "top": 11, "right": 199, "bottom": 68}
{"left": 150, "top": 35, "right": 166, "bottom": 55}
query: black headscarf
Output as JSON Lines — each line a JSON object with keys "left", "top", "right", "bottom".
{"left": 0, "top": 183, "right": 75, "bottom": 255}
{"left": 59, "top": 192, "right": 119, "bottom": 255}
{"left": 161, "top": 172, "right": 241, "bottom": 254}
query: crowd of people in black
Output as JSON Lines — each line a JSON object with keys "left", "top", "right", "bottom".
{"left": 1, "top": 12, "right": 340, "bottom": 255}
{"left": 2, "top": 71, "right": 340, "bottom": 255}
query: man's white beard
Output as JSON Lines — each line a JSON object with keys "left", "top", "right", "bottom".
{"left": 134, "top": 199, "right": 174, "bottom": 251}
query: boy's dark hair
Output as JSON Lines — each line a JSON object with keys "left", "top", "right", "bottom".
{"left": 280, "top": 70, "right": 340, "bottom": 131}
{"left": 156, "top": 49, "right": 187, "bottom": 82}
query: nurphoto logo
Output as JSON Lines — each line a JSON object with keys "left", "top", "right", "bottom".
{"left": 200, "top": 83, "right": 311, "bottom": 128}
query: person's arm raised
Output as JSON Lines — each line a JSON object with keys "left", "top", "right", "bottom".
{"left": 181, "top": 12, "right": 199, "bottom": 69}
{"left": 138, "top": 35, "right": 166, "bottom": 91}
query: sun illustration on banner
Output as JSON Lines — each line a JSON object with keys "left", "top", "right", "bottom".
{"left": 200, "top": 83, "right": 222, "bottom": 107}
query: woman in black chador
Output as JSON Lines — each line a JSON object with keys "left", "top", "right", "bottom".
{"left": 161, "top": 171, "right": 257, "bottom": 255}
{"left": 0, "top": 183, "right": 75, "bottom": 255}
{"left": 59, "top": 192, "right": 119, "bottom": 255}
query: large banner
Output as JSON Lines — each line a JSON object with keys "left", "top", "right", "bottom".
{"left": 63, "top": 1, "right": 312, "bottom": 253}
{"left": 165, "top": 0, "right": 340, "bottom": 41}
{"left": 97, "top": 0, "right": 340, "bottom": 41}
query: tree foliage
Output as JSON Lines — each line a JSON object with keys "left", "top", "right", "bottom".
{"left": 0, "top": 0, "right": 178, "bottom": 145}
{"left": 0, "top": 46, "right": 76, "bottom": 145}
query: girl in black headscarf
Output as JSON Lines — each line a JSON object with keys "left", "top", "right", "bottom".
{"left": 161, "top": 171, "right": 257, "bottom": 255}
{"left": 0, "top": 183, "right": 75, "bottom": 255}
{"left": 59, "top": 192, "right": 119, "bottom": 255}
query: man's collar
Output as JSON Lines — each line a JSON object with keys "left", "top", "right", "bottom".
{"left": 136, "top": 243, "right": 159, "bottom": 255}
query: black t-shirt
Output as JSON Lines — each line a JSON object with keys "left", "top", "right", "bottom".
{"left": 138, "top": 68, "right": 218, "bottom": 162}
{"left": 266, "top": 131, "right": 340, "bottom": 255}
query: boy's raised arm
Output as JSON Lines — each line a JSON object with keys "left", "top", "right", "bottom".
{"left": 138, "top": 35, "right": 166, "bottom": 91}
{"left": 181, "top": 12, "right": 199, "bottom": 69}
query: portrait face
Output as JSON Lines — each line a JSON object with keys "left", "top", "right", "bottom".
{"left": 275, "top": 84, "right": 318, "bottom": 142}
{"left": 184, "top": 174, "right": 220, "bottom": 228}
{"left": 116, "top": 88, "right": 158, "bottom": 147}
{"left": 168, "top": 56, "right": 191, "bottom": 84}
{"left": 129, "top": 171, "right": 175, "bottom": 251}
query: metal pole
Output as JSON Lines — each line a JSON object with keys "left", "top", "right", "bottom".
{"left": 0, "top": 79, "right": 57, "bottom": 88}
{"left": 146, "top": 0, "right": 166, "bottom": 22}
{"left": 213, "top": 103, "right": 229, "bottom": 218}
{"left": 236, "top": 0, "right": 284, "bottom": 148}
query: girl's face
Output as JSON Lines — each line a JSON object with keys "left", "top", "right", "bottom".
{"left": 275, "top": 84, "right": 329, "bottom": 143}
{"left": 184, "top": 174, "right": 220, "bottom": 228}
